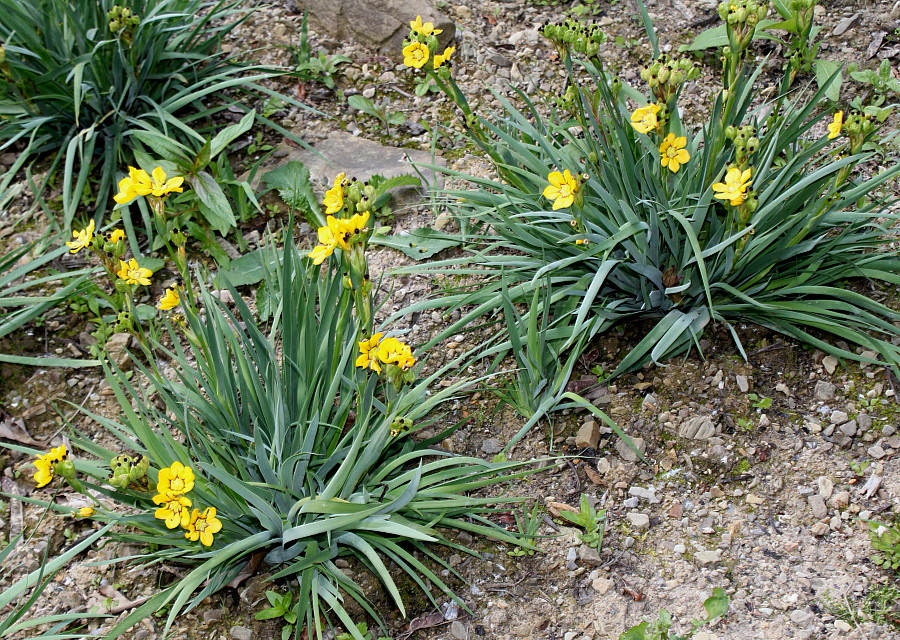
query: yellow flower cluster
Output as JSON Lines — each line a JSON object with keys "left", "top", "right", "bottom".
{"left": 309, "top": 212, "right": 370, "bottom": 265}
{"left": 116, "top": 257, "right": 153, "bottom": 286}
{"left": 66, "top": 220, "right": 95, "bottom": 254}
{"left": 114, "top": 166, "right": 184, "bottom": 205}
{"left": 153, "top": 461, "right": 222, "bottom": 546}
{"left": 33, "top": 444, "right": 68, "bottom": 488}
{"left": 356, "top": 333, "right": 416, "bottom": 374}
{"left": 402, "top": 16, "right": 454, "bottom": 70}
{"left": 712, "top": 167, "right": 753, "bottom": 206}
{"left": 543, "top": 170, "right": 580, "bottom": 210}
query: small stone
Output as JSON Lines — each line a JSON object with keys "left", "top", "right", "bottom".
{"left": 591, "top": 577, "right": 613, "bottom": 595}
{"left": 626, "top": 513, "right": 650, "bottom": 530}
{"left": 486, "top": 53, "right": 512, "bottom": 68}
{"left": 815, "top": 381, "right": 836, "bottom": 400}
{"left": 575, "top": 421, "right": 601, "bottom": 449}
{"left": 857, "top": 414, "right": 873, "bottom": 431}
{"left": 616, "top": 437, "right": 645, "bottom": 462}
{"left": 673, "top": 543, "right": 686, "bottom": 554}
{"left": 678, "top": 416, "right": 716, "bottom": 440}
{"left": 790, "top": 610, "right": 814, "bottom": 625}
{"left": 883, "top": 425, "right": 897, "bottom": 437}
{"left": 830, "top": 410, "right": 849, "bottom": 424}
{"left": 775, "top": 382, "right": 791, "bottom": 395}
{"left": 868, "top": 445, "right": 887, "bottom": 459}
{"left": 577, "top": 545, "right": 603, "bottom": 566}
{"left": 834, "top": 620, "right": 852, "bottom": 632}
{"left": 203, "top": 609, "right": 226, "bottom": 623}
{"left": 817, "top": 477, "right": 834, "bottom": 500}
{"left": 810, "top": 522, "right": 830, "bottom": 536}
{"left": 623, "top": 497, "right": 640, "bottom": 508}
{"left": 746, "top": 493, "right": 765, "bottom": 505}
{"left": 808, "top": 495, "right": 828, "bottom": 519}
{"left": 822, "top": 356, "right": 838, "bottom": 374}
{"left": 833, "top": 12, "right": 861, "bottom": 36}
{"left": 450, "top": 621, "right": 468, "bottom": 640}
{"left": 840, "top": 421, "right": 857, "bottom": 437}
{"left": 481, "top": 439, "right": 502, "bottom": 454}
{"left": 829, "top": 491, "right": 850, "bottom": 510}
{"left": 230, "top": 626, "right": 253, "bottom": 640}
{"left": 736, "top": 375, "right": 749, "bottom": 392}
{"left": 694, "top": 550, "right": 721, "bottom": 565}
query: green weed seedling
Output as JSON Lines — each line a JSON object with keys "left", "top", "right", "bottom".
{"left": 557, "top": 494, "right": 606, "bottom": 550}
{"left": 866, "top": 520, "right": 900, "bottom": 573}
{"left": 508, "top": 501, "right": 546, "bottom": 557}
{"left": 348, "top": 95, "right": 406, "bottom": 136}
{"left": 288, "top": 12, "right": 351, "bottom": 89}
{"left": 849, "top": 59, "right": 900, "bottom": 101}
{"left": 335, "top": 622, "right": 391, "bottom": 640}
{"left": 255, "top": 590, "right": 298, "bottom": 640}
{"left": 747, "top": 393, "right": 772, "bottom": 410}
{"left": 620, "top": 588, "right": 729, "bottom": 640}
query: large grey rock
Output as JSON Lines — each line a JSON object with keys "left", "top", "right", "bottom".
{"left": 298, "top": 0, "right": 455, "bottom": 53}
{"left": 284, "top": 131, "right": 447, "bottom": 212}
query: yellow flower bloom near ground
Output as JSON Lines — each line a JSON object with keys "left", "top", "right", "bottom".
{"left": 77, "top": 507, "right": 95, "bottom": 517}
{"left": 335, "top": 211, "right": 369, "bottom": 249}
{"left": 33, "top": 445, "right": 67, "bottom": 488}
{"left": 323, "top": 186, "right": 344, "bottom": 214}
{"left": 543, "top": 170, "right": 579, "bottom": 210}
{"left": 356, "top": 333, "right": 384, "bottom": 373}
{"left": 66, "top": 220, "right": 95, "bottom": 254}
{"left": 108, "top": 229, "right": 125, "bottom": 243}
{"left": 630, "top": 103, "right": 662, "bottom": 134}
{"left": 156, "top": 460, "right": 195, "bottom": 497}
{"left": 712, "top": 167, "right": 753, "bottom": 206}
{"left": 403, "top": 42, "right": 430, "bottom": 69}
{"left": 377, "top": 337, "right": 416, "bottom": 370}
{"left": 827, "top": 111, "right": 843, "bottom": 140}
{"left": 116, "top": 258, "right": 153, "bottom": 285}
{"left": 410, "top": 15, "right": 442, "bottom": 36}
{"left": 184, "top": 507, "right": 222, "bottom": 546}
{"left": 433, "top": 46, "right": 455, "bottom": 68}
{"left": 659, "top": 133, "right": 690, "bottom": 173}
{"left": 153, "top": 494, "right": 192, "bottom": 529}
{"left": 157, "top": 287, "right": 180, "bottom": 310}
{"left": 114, "top": 166, "right": 184, "bottom": 204}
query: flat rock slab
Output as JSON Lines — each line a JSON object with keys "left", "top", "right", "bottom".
{"left": 298, "top": 0, "right": 455, "bottom": 52}
{"left": 284, "top": 131, "right": 447, "bottom": 211}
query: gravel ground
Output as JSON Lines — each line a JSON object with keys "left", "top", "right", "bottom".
{"left": 1, "top": 0, "right": 899, "bottom": 638}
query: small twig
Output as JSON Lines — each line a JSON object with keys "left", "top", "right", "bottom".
{"left": 107, "top": 595, "right": 152, "bottom": 615}
{"left": 563, "top": 459, "right": 582, "bottom": 495}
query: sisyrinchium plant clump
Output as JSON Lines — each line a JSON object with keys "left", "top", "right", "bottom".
{"left": 394, "top": 8, "right": 900, "bottom": 444}
{"left": 6, "top": 167, "right": 538, "bottom": 640}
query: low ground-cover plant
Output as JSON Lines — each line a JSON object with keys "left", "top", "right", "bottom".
{"left": 0, "top": 0, "right": 292, "bottom": 230}
{"left": 6, "top": 172, "right": 537, "bottom": 640}
{"left": 393, "top": 8, "right": 900, "bottom": 422}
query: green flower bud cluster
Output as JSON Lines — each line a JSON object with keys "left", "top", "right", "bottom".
{"left": 718, "top": 0, "right": 768, "bottom": 26}
{"left": 344, "top": 177, "right": 377, "bottom": 214}
{"left": 108, "top": 454, "right": 149, "bottom": 489}
{"left": 112, "top": 309, "right": 133, "bottom": 332}
{"left": 640, "top": 54, "right": 700, "bottom": 103}
{"left": 107, "top": 5, "right": 140, "bottom": 45}
{"left": 844, "top": 111, "right": 875, "bottom": 153}
{"left": 540, "top": 18, "right": 607, "bottom": 58}
{"left": 553, "top": 84, "right": 579, "bottom": 114}
{"left": 725, "top": 125, "right": 760, "bottom": 165}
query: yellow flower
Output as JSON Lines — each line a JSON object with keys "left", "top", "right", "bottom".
{"left": 410, "top": 15, "right": 443, "bottom": 36}
{"left": 66, "top": 220, "right": 95, "bottom": 254}
{"left": 153, "top": 494, "right": 192, "bottom": 529}
{"left": 116, "top": 258, "right": 153, "bottom": 286}
{"left": 630, "top": 103, "right": 662, "bottom": 134}
{"left": 377, "top": 337, "right": 416, "bottom": 370}
{"left": 184, "top": 507, "right": 222, "bottom": 546}
{"left": 114, "top": 166, "right": 184, "bottom": 204}
{"left": 356, "top": 333, "right": 384, "bottom": 373}
{"left": 433, "top": 46, "right": 455, "bottom": 68}
{"left": 156, "top": 460, "right": 195, "bottom": 497}
{"left": 323, "top": 186, "right": 344, "bottom": 215}
{"left": 336, "top": 212, "right": 369, "bottom": 249}
{"left": 712, "top": 167, "right": 753, "bottom": 206}
{"left": 403, "top": 42, "right": 430, "bottom": 69}
{"left": 827, "top": 111, "right": 843, "bottom": 140}
{"left": 157, "top": 287, "right": 180, "bottom": 310}
{"left": 659, "top": 133, "right": 690, "bottom": 173}
{"left": 108, "top": 229, "right": 125, "bottom": 244}
{"left": 77, "top": 507, "right": 95, "bottom": 517}
{"left": 543, "top": 170, "right": 580, "bottom": 210}
{"left": 575, "top": 238, "right": 589, "bottom": 245}
{"left": 33, "top": 445, "right": 67, "bottom": 488}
